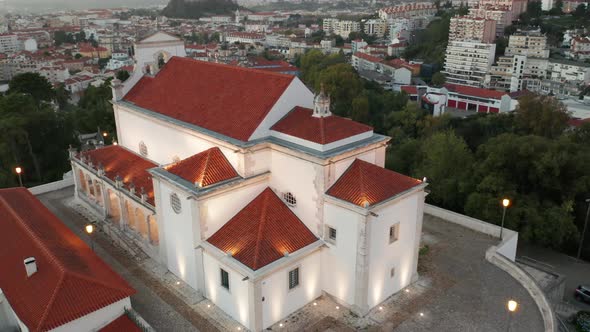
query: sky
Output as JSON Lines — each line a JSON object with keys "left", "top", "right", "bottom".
{"left": 4, "top": 0, "right": 167, "bottom": 12}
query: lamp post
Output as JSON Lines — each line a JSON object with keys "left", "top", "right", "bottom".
{"left": 506, "top": 300, "right": 518, "bottom": 332}
{"left": 500, "top": 198, "right": 510, "bottom": 240}
{"left": 85, "top": 224, "right": 94, "bottom": 251}
{"left": 576, "top": 198, "right": 590, "bottom": 260}
{"left": 15, "top": 167, "right": 23, "bottom": 187}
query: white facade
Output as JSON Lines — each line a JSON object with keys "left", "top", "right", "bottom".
{"left": 72, "top": 40, "right": 427, "bottom": 331}
{"left": 0, "top": 34, "right": 18, "bottom": 53}
{"left": 443, "top": 40, "right": 496, "bottom": 87}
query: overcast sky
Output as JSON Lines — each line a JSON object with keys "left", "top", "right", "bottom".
{"left": 4, "top": 0, "right": 167, "bottom": 13}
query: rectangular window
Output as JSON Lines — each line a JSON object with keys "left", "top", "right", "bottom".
{"left": 325, "top": 226, "right": 337, "bottom": 245}
{"left": 288, "top": 267, "right": 299, "bottom": 290}
{"left": 389, "top": 224, "right": 399, "bottom": 244}
{"left": 220, "top": 268, "right": 230, "bottom": 290}
{"left": 390, "top": 267, "right": 395, "bottom": 278}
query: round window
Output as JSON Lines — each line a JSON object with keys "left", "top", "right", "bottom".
{"left": 170, "top": 193, "right": 182, "bottom": 214}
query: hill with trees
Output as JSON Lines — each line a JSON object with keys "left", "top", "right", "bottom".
{"left": 162, "top": 0, "right": 239, "bottom": 19}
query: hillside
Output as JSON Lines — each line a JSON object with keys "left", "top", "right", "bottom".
{"left": 162, "top": 0, "right": 239, "bottom": 19}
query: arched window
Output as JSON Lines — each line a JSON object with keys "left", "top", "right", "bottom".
{"left": 78, "top": 169, "right": 87, "bottom": 193}
{"left": 87, "top": 174, "right": 95, "bottom": 197}
{"left": 125, "top": 200, "right": 136, "bottom": 230}
{"left": 170, "top": 193, "right": 182, "bottom": 214}
{"left": 139, "top": 141, "right": 148, "bottom": 157}
{"left": 283, "top": 192, "right": 296, "bottom": 207}
{"left": 94, "top": 180, "right": 103, "bottom": 206}
{"left": 136, "top": 208, "right": 148, "bottom": 239}
{"left": 108, "top": 189, "right": 121, "bottom": 224}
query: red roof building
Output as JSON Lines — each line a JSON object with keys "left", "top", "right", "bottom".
{"left": 79, "top": 145, "right": 157, "bottom": 205}
{"left": 0, "top": 188, "right": 135, "bottom": 331}
{"left": 100, "top": 314, "right": 142, "bottom": 332}
{"left": 165, "top": 147, "right": 240, "bottom": 187}
{"left": 271, "top": 107, "right": 373, "bottom": 145}
{"left": 124, "top": 57, "right": 296, "bottom": 141}
{"left": 207, "top": 188, "right": 318, "bottom": 270}
{"left": 327, "top": 159, "right": 423, "bottom": 207}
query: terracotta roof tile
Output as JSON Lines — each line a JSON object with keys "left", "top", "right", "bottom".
{"left": 327, "top": 159, "right": 423, "bottom": 207}
{"left": 100, "top": 314, "right": 142, "bottom": 332}
{"left": 79, "top": 145, "right": 157, "bottom": 205}
{"left": 207, "top": 188, "right": 317, "bottom": 270}
{"left": 0, "top": 188, "right": 135, "bottom": 331}
{"left": 444, "top": 83, "right": 507, "bottom": 100}
{"left": 124, "top": 57, "right": 295, "bottom": 141}
{"left": 271, "top": 107, "right": 373, "bottom": 145}
{"left": 165, "top": 147, "right": 240, "bottom": 187}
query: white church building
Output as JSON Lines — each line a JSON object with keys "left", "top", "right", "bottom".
{"left": 70, "top": 32, "right": 427, "bottom": 331}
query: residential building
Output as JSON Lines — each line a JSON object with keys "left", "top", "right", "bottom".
{"left": 225, "top": 32, "right": 265, "bottom": 44}
{"left": 322, "top": 18, "right": 361, "bottom": 38}
{"left": 548, "top": 59, "right": 590, "bottom": 83}
{"left": 485, "top": 54, "right": 527, "bottom": 91}
{"left": 39, "top": 65, "right": 70, "bottom": 83}
{"left": 364, "top": 19, "right": 388, "bottom": 37}
{"left": 505, "top": 30, "right": 550, "bottom": 59}
{"left": 378, "top": 3, "right": 437, "bottom": 20}
{"left": 468, "top": 6, "right": 513, "bottom": 36}
{"left": 449, "top": 16, "right": 497, "bottom": 43}
{"left": 0, "top": 34, "right": 19, "bottom": 53}
{"left": 71, "top": 32, "right": 427, "bottom": 332}
{"left": 443, "top": 40, "right": 496, "bottom": 87}
{"left": 478, "top": 0, "right": 528, "bottom": 16}
{"left": 569, "top": 36, "right": 590, "bottom": 61}
{"left": 106, "top": 52, "right": 134, "bottom": 71}
{"left": 0, "top": 188, "right": 139, "bottom": 332}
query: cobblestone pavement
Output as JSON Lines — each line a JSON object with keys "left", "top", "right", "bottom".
{"left": 268, "top": 215, "right": 544, "bottom": 332}
{"left": 38, "top": 187, "right": 220, "bottom": 332}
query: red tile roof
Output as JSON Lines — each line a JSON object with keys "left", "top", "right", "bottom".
{"left": 327, "top": 159, "right": 423, "bottom": 207}
{"left": 353, "top": 51, "right": 382, "bottom": 63}
{"left": 124, "top": 57, "right": 295, "bottom": 141}
{"left": 271, "top": 107, "right": 373, "bottom": 145}
{"left": 79, "top": 145, "right": 157, "bottom": 205}
{"left": 444, "top": 83, "right": 506, "bottom": 100}
{"left": 0, "top": 188, "right": 135, "bottom": 332}
{"left": 165, "top": 147, "right": 240, "bottom": 187}
{"left": 207, "top": 188, "right": 317, "bottom": 270}
{"left": 100, "top": 314, "right": 142, "bottom": 332}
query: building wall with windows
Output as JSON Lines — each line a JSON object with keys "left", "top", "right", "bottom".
{"left": 443, "top": 40, "right": 496, "bottom": 87}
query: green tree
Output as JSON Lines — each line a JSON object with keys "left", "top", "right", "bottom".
{"left": 514, "top": 94, "right": 568, "bottom": 138}
{"left": 431, "top": 71, "right": 446, "bottom": 86}
{"left": 9, "top": 73, "right": 55, "bottom": 105}
{"left": 116, "top": 70, "right": 130, "bottom": 82}
{"left": 414, "top": 131, "right": 474, "bottom": 211}
{"left": 351, "top": 95, "right": 369, "bottom": 123}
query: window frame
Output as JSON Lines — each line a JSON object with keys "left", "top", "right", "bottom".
{"left": 325, "top": 225, "right": 337, "bottom": 245}
{"left": 170, "top": 193, "right": 182, "bottom": 214}
{"left": 220, "top": 268, "right": 230, "bottom": 291}
{"left": 288, "top": 266, "right": 300, "bottom": 291}
{"left": 389, "top": 223, "right": 400, "bottom": 244}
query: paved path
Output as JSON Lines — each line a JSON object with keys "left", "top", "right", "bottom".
{"left": 38, "top": 187, "right": 210, "bottom": 332}
{"left": 393, "top": 215, "right": 545, "bottom": 332}
{"left": 519, "top": 244, "right": 590, "bottom": 312}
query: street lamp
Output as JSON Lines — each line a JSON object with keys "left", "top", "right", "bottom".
{"left": 102, "top": 132, "right": 108, "bottom": 137}
{"left": 577, "top": 198, "right": 590, "bottom": 260}
{"left": 506, "top": 300, "right": 518, "bottom": 332}
{"left": 85, "top": 224, "right": 94, "bottom": 250}
{"left": 500, "top": 198, "right": 510, "bottom": 240}
{"left": 15, "top": 166, "right": 23, "bottom": 187}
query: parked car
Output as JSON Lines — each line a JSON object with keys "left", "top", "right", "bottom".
{"left": 575, "top": 285, "right": 590, "bottom": 303}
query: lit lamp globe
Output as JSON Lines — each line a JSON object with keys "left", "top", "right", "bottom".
{"left": 502, "top": 198, "right": 510, "bottom": 208}
{"left": 85, "top": 224, "right": 94, "bottom": 234}
{"left": 15, "top": 167, "right": 22, "bottom": 174}
{"left": 507, "top": 300, "right": 518, "bottom": 312}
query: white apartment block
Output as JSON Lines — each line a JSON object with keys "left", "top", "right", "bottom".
{"left": 364, "top": 19, "right": 388, "bottom": 37}
{"left": 449, "top": 16, "right": 497, "bottom": 43}
{"left": 322, "top": 18, "right": 361, "bottom": 38}
{"left": 378, "top": 3, "right": 437, "bottom": 20}
{"left": 443, "top": 40, "right": 496, "bottom": 87}
{"left": 225, "top": 32, "right": 265, "bottom": 44}
{"left": 0, "top": 34, "right": 19, "bottom": 53}
{"left": 485, "top": 54, "right": 527, "bottom": 92}
{"left": 548, "top": 59, "right": 590, "bottom": 83}
{"left": 478, "top": 0, "right": 528, "bottom": 16}
{"left": 505, "top": 30, "right": 550, "bottom": 59}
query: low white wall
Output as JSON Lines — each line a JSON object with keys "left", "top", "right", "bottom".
{"left": 28, "top": 177, "right": 74, "bottom": 195}
{"left": 51, "top": 297, "right": 131, "bottom": 332}
{"left": 424, "top": 204, "right": 518, "bottom": 261}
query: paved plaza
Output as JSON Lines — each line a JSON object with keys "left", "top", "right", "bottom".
{"left": 38, "top": 187, "right": 544, "bottom": 332}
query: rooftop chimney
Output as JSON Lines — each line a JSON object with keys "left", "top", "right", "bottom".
{"left": 24, "top": 257, "right": 37, "bottom": 277}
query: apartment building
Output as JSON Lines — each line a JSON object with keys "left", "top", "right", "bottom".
{"left": 322, "top": 18, "right": 361, "bottom": 38}
{"left": 505, "top": 30, "right": 550, "bottom": 59}
{"left": 484, "top": 54, "right": 527, "bottom": 91}
{"left": 549, "top": 59, "right": 590, "bottom": 83}
{"left": 378, "top": 3, "right": 437, "bottom": 20}
{"left": 468, "top": 6, "right": 513, "bottom": 36}
{"left": 443, "top": 40, "right": 496, "bottom": 87}
{"left": 0, "top": 34, "right": 19, "bottom": 53}
{"left": 364, "top": 19, "right": 388, "bottom": 37}
{"left": 449, "top": 16, "right": 497, "bottom": 43}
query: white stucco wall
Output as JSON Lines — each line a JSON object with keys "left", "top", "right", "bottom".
{"left": 49, "top": 297, "right": 131, "bottom": 332}
{"left": 249, "top": 77, "right": 314, "bottom": 141}
{"left": 115, "top": 105, "right": 239, "bottom": 168}
{"left": 203, "top": 252, "right": 251, "bottom": 329}
{"left": 157, "top": 180, "right": 200, "bottom": 289}
{"left": 260, "top": 251, "right": 322, "bottom": 329}
{"left": 321, "top": 202, "right": 363, "bottom": 306}
{"left": 199, "top": 180, "right": 268, "bottom": 238}
{"left": 269, "top": 149, "right": 322, "bottom": 235}
{"left": 366, "top": 192, "right": 421, "bottom": 307}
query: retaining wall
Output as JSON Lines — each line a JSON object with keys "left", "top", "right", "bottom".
{"left": 28, "top": 177, "right": 74, "bottom": 195}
